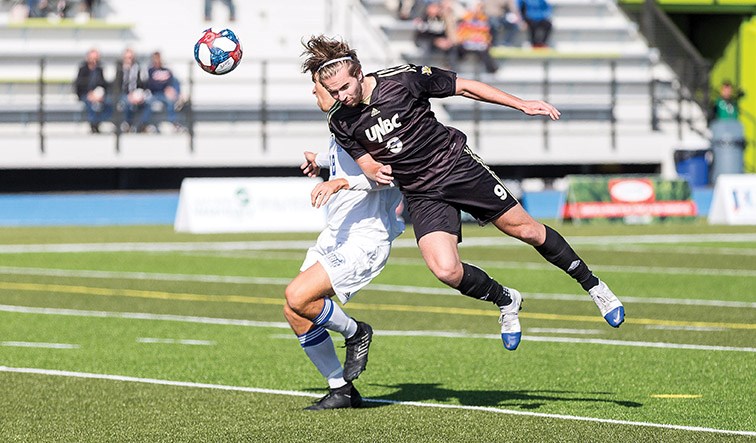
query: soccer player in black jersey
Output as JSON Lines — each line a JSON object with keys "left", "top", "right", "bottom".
{"left": 302, "top": 35, "right": 625, "bottom": 351}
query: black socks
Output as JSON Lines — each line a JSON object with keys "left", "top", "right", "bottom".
{"left": 535, "top": 225, "right": 599, "bottom": 291}
{"left": 456, "top": 263, "right": 512, "bottom": 307}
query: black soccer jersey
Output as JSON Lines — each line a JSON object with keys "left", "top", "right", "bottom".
{"left": 327, "top": 64, "right": 467, "bottom": 193}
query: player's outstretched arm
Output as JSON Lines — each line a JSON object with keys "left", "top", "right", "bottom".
{"left": 455, "top": 77, "right": 561, "bottom": 121}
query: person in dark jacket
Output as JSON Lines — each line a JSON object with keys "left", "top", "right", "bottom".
{"left": 136, "top": 51, "right": 183, "bottom": 133}
{"left": 74, "top": 48, "right": 112, "bottom": 133}
{"left": 113, "top": 48, "right": 146, "bottom": 132}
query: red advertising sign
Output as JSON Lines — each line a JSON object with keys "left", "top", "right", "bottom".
{"left": 562, "top": 176, "right": 697, "bottom": 222}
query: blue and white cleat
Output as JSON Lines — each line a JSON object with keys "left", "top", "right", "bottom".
{"left": 499, "top": 288, "right": 522, "bottom": 350}
{"left": 589, "top": 280, "right": 625, "bottom": 327}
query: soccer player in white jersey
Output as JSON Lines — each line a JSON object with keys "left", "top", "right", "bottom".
{"left": 283, "top": 79, "right": 405, "bottom": 410}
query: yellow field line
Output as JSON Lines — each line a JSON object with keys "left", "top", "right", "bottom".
{"left": 2, "top": 281, "right": 755, "bottom": 330}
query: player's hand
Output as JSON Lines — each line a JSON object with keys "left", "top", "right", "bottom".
{"left": 374, "top": 164, "right": 393, "bottom": 185}
{"left": 521, "top": 100, "right": 561, "bottom": 120}
{"left": 311, "top": 179, "right": 348, "bottom": 208}
{"left": 300, "top": 151, "right": 320, "bottom": 177}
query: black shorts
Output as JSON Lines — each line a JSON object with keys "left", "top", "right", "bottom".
{"left": 404, "top": 145, "right": 519, "bottom": 242}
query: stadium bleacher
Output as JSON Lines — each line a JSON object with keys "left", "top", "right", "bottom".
{"left": 0, "top": 0, "right": 711, "bottom": 179}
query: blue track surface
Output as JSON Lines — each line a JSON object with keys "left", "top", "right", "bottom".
{"left": 0, "top": 193, "right": 179, "bottom": 226}
{"left": 0, "top": 189, "right": 713, "bottom": 227}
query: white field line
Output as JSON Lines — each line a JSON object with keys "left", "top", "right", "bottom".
{"left": 586, "top": 244, "right": 756, "bottom": 256}
{"left": 177, "top": 250, "right": 756, "bottom": 278}
{"left": 1, "top": 265, "right": 754, "bottom": 309}
{"left": 0, "top": 366, "right": 754, "bottom": 437}
{"left": 136, "top": 338, "right": 215, "bottom": 346}
{"left": 0, "top": 241, "right": 317, "bottom": 254}
{"left": 1, "top": 304, "right": 754, "bottom": 353}
{"left": 386, "top": 257, "right": 756, "bottom": 278}
{"left": 644, "top": 325, "right": 727, "bottom": 332}
{"left": 0, "top": 341, "right": 79, "bottom": 349}
{"left": 452, "top": 233, "right": 756, "bottom": 247}
{"left": 526, "top": 328, "right": 604, "bottom": 335}
{"left": 0, "top": 232, "right": 755, "bottom": 254}
{"left": 189, "top": 244, "right": 756, "bottom": 259}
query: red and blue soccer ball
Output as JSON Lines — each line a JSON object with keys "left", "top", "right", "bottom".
{"left": 194, "top": 28, "right": 243, "bottom": 75}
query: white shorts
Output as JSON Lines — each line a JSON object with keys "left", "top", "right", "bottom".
{"left": 300, "top": 238, "right": 391, "bottom": 304}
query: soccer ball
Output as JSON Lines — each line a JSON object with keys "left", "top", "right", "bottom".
{"left": 194, "top": 28, "right": 243, "bottom": 75}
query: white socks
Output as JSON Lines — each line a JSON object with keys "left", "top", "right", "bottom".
{"left": 298, "top": 326, "right": 346, "bottom": 389}
{"left": 312, "top": 297, "right": 358, "bottom": 339}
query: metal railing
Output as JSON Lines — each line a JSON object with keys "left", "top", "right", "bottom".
{"left": 639, "top": 0, "right": 710, "bottom": 111}
{"left": 0, "top": 57, "right": 707, "bottom": 157}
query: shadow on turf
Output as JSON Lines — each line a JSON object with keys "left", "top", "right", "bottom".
{"left": 360, "top": 383, "right": 643, "bottom": 410}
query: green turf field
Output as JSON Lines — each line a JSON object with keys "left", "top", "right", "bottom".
{"left": 0, "top": 222, "right": 754, "bottom": 442}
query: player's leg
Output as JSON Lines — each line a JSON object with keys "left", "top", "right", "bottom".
{"left": 283, "top": 303, "right": 361, "bottom": 410}
{"left": 285, "top": 263, "right": 358, "bottom": 339}
{"left": 286, "top": 262, "right": 372, "bottom": 381}
{"left": 492, "top": 205, "right": 624, "bottom": 327}
{"left": 416, "top": 229, "right": 522, "bottom": 350}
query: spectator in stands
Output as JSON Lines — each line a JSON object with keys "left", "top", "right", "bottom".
{"left": 413, "top": 1, "right": 456, "bottom": 67}
{"left": 78, "top": 0, "right": 99, "bottom": 20}
{"left": 518, "top": 0, "right": 552, "bottom": 48}
{"left": 485, "top": 0, "right": 522, "bottom": 47}
{"left": 204, "top": 0, "right": 236, "bottom": 22}
{"left": 114, "top": 48, "right": 146, "bottom": 133}
{"left": 29, "top": 0, "right": 70, "bottom": 18}
{"left": 74, "top": 48, "right": 112, "bottom": 134}
{"left": 385, "top": 0, "right": 415, "bottom": 20}
{"left": 451, "top": 0, "right": 498, "bottom": 73}
{"left": 137, "top": 51, "right": 184, "bottom": 133}
{"left": 711, "top": 80, "right": 744, "bottom": 121}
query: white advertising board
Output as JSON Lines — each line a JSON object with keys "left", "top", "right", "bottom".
{"left": 708, "top": 174, "right": 756, "bottom": 225}
{"left": 174, "top": 177, "right": 327, "bottom": 233}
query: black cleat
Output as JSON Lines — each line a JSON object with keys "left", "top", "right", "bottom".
{"left": 304, "top": 383, "right": 362, "bottom": 410}
{"left": 343, "top": 321, "right": 373, "bottom": 382}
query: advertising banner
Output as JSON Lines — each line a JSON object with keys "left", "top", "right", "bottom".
{"left": 562, "top": 176, "right": 697, "bottom": 223}
{"left": 708, "top": 174, "right": 756, "bottom": 225}
{"left": 174, "top": 177, "right": 326, "bottom": 233}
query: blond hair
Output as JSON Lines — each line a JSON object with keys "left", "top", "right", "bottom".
{"left": 301, "top": 35, "right": 361, "bottom": 81}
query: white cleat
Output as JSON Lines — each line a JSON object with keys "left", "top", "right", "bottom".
{"left": 499, "top": 288, "right": 522, "bottom": 350}
{"left": 589, "top": 280, "right": 625, "bottom": 327}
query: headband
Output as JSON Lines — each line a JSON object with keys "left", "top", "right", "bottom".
{"left": 316, "top": 56, "right": 355, "bottom": 72}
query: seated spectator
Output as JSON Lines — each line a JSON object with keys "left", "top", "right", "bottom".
{"left": 386, "top": 0, "right": 415, "bottom": 20}
{"left": 485, "top": 0, "right": 522, "bottom": 47}
{"left": 74, "top": 48, "right": 112, "bottom": 134}
{"left": 29, "top": 0, "right": 70, "bottom": 18}
{"left": 413, "top": 1, "right": 456, "bottom": 67}
{"left": 77, "top": 0, "right": 100, "bottom": 20}
{"left": 136, "top": 51, "right": 184, "bottom": 133}
{"left": 452, "top": 0, "right": 498, "bottom": 74}
{"left": 114, "top": 48, "right": 146, "bottom": 133}
{"left": 518, "top": 0, "right": 552, "bottom": 48}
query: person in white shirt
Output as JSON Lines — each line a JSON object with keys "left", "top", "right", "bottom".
{"left": 283, "top": 79, "right": 405, "bottom": 410}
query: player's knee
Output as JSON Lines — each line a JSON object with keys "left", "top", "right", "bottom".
{"left": 284, "top": 284, "right": 307, "bottom": 314}
{"left": 430, "top": 263, "right": 463, "bottom": 287}
{"left": 511, "top": 223, "right": 544, "bottom": 246}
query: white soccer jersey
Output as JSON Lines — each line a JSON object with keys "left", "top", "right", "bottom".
{"left": 300, "top": 136, "right": 405, "bottom": 303}
{"left": 314, "top": 136, "right": 405, "bottom": 246}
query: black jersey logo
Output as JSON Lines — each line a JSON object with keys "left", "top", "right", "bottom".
{"left": 365, "top": 113, "right": 402, "bottom": 143}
